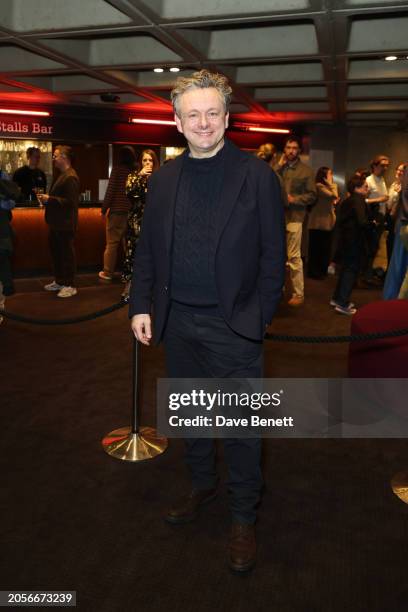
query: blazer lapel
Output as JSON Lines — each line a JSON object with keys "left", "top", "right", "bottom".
{"left": 215, "top": 142, "right": 248, "bottom": 247}
{"left": 163, "top": 154, "right": 185, "bottom": 253}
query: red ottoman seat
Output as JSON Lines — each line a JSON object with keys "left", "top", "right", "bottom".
{"left": 348, "top": 300, "right": 408, "bottom": 377}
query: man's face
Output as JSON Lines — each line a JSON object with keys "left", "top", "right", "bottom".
{"left": 284, "top": 141, "right": 300, "bottom": 162}
{"left": 28, "top": 151, "right": 40, "bottom": 168}
{"left": 374, "top": 158, "right": 389, "bottom": 177}
{"left": 52, "top": 149, "right": 66, "bottom": 171}
{"left": 174, "top": 87, "right": 229, "bottom": 158}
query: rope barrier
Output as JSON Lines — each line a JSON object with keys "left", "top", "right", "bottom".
{"left": 1, "top": 299, "right": 127, "bottom": 325}
{"left": 2, "top": 300, "right": 408, "bottom": 342}
{"left": 265, "top": 327, "right": 408, "bottom": 344}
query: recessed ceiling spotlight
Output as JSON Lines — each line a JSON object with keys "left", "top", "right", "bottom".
{"left": 153, "top": 67, "right": 164, "bottom": 73}
{"left": 385, "top": 55, "right": 398, "bottom": 61}
{"left": 169, "top": 67, "right": 180, "bottom": 73}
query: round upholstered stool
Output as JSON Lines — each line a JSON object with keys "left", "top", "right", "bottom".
{"left": 348, "top": 300, "right": 408, "bottom": 377}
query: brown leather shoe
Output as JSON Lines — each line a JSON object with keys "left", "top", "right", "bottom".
{"left": 228, "top": 523, "right": 256, "bottom": 572}
{"left": 164, "top": 488, "right": 217, "bottom": 524}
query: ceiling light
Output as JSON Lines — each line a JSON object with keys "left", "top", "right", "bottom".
{"left": 385, "top": 55, "right": 398, "bottom": 61}
{"left": 248, "top": 126, "right": 290, "bottom": 134}
{"left": 131, "top": 118, "right": 176, "bottom": 126}
{"left": 169, "top": 67, "right": 180, "bottom": 73}
{"left": 0, "top": 108, "right": 50, "bottom": 116}
{"left": 153, "top": 67, "right": 164, "bottom": 73}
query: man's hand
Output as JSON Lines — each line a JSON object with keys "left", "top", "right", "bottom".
{"left": 131, "top": 314, "right": 152, "bottom": 345}
{"left": 287, "top": 194, "right": 296, "bottom": 204}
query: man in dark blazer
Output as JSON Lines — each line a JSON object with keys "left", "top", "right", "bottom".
{"left": 37, "top": 145, "right": 80, "bottom": 298}
{"left": 130, "top": 70, "right": 286, "bottom": 572}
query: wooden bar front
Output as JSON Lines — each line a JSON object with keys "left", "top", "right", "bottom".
{"left": 11, "top": 206, "right": 106, "bottom": 275}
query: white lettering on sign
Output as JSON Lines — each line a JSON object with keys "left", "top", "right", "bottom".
{"left": 32, "top": 122, "right": 53, "bottom": 135}
{"left": 0, "top": 121, "right": 53, "bottom": 135}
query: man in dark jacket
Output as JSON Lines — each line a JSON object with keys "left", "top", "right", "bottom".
{"left": 37, "top": 146, "right": 80, "bottom": 298}
{"left": 129, "top": 70, "right": 286, "bottom": 572}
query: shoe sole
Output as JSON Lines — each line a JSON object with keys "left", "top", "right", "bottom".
{"left": 164, "top": 492, "right": 218, "bottom": 525}
{"left": 334, "top": 309, "right": 356, "bottom": 316}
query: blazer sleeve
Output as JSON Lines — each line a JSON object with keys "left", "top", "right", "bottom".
{"left": 48, "top": 175, "right": 79, "bottom": 212}
{"left": 128, "top": 175, "right": 157, "bottom": 317}
{"left": 257, "top": 167, "right": 286, "bottom": 325}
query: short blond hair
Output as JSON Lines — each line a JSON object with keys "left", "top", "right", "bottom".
{"left": 171, "top": 69, "right": 232, "bottom": 116}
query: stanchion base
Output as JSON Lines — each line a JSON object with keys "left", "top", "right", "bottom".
{"left": 102, "top": 426, "right": 168, "bottom": 462}
{"left": 391, "top": 471, "right": 408, "bottom": 504}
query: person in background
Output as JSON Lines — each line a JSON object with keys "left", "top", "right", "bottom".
{"left": 121, "top": 149, "right": 159, "bottom": 298}
{"left": 386, "top": 162, "right": 406, "bottom": 260}
{"left": 13, "top": 146, "right": 47, "bottom": 203}
{"left": 37, "top": 146, "right": 80, "bottom": 299}
{"left": 307, "top": 166, "right": 339, "bottom": 279}
{"left": 397, "top": 166, "right": 408, "bottom": 299}
{"left": 331, "top": 175, "right": 370, "bottom": 315}
{"left": 256, "top": 142, "right": 277, "bottom": 169}
{"left": 276, "top": 137, "right": 316, "bottom": 306}
{"left": 383, "top": 164, "right": 408, "bottom": 300}
{"left": 364, "top": 155, "right": 390, "bottom": 283}
{"left": 98, "top": 146, "right": 137, "bottom": 282}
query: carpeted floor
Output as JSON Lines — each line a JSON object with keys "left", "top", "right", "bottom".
{"left": 2, "top": 274, "right": 408, "bottom": 612}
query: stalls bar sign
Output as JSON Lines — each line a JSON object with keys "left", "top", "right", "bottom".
{"left": 0, "top": 120, "right": 53, "bottom": 136}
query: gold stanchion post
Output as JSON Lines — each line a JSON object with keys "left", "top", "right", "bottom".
{"left": 102, "top": 337, "right": 168, "bottom": 461}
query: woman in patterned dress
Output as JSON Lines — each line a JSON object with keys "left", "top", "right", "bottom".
{"left": 122, "top": 149, "right": 159, "bottom": 297}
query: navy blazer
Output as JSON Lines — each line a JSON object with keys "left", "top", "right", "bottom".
{"left": 129, "top": 139, "right": 286, "bottom": 343}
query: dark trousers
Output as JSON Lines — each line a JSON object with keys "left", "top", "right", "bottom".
{"left": 163, "top": 304, "right": 264, "bottom": 524}
{"left": 332, "top": 243, "right": 362, "bottom": 307}
{"left": 49, "top": 228, "right": 76, "bottom": 287}
{"left": 308, "top": 229, "right": 332, "bottom": 278}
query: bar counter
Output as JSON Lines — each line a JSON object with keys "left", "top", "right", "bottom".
{"left": 11, "top": 204, "right": 106, "bottom": 275}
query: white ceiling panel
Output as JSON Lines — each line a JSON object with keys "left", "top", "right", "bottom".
{"left": 14, "top": 74, "right": 118, "bottom": 92}
{"left": 0, "top": 0, "right": 132, "bottom": 32}
{"left": 348, "top": 83, "right": 408, "bottom": 98}
{"left": 147, "top": 0, "right": 310, "bottom": 20}
{"left": 236, "top": 63, "right": 324, "bottom": 84}
{"left": 40, "top": 35, "right": 182, "bottom": 66}
{"left": 344, "top": 0, "right": 408, "bottom": 5}
{"left": 255, "top": 86, "right": 327, "bottom": 100}
{"left": 348, "top": 16, "right": 408, "bottom": 52}
{"left": 0, "top": 45, "right": 65, "bottom": 71}
{"left": 207, "top": 24, "right": 318, "bottom": 60}
{"left": 348, "top": 59, "right": 408, "bottom": 80}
